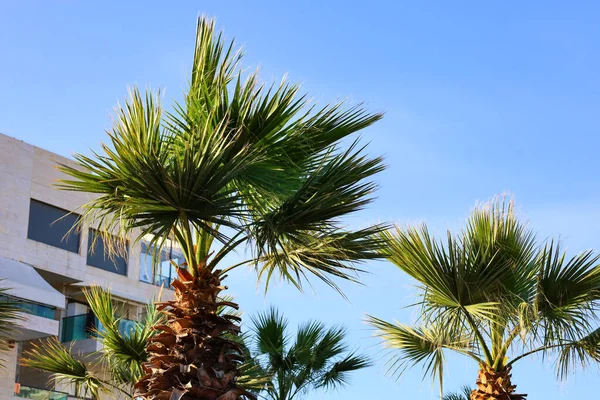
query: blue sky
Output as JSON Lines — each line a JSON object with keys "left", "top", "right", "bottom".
{"left": 2, "top": 1, "right": 600, "bottom": 398}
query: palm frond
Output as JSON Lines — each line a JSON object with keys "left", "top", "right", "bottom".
{"left": 309, "top": 326, "right": 348, "bottom": 370}
{"left": 368, "top": 315, "right": 477, "bottom": 392}
{"left": 85, "top": 287, "right": 162, "bottom": 382}
{"left": 534, "top": 241, "right": 600, "bottom": 345}
{"left": 317, "top": 352, "right": 371, "bottom": 390}
{"left": 234, "top": 331, "right": 273, "bottom": 394}
{"left": 463, "top": 198, "right": 538, "bottom": 301}
{"left": 250, "top": 307, "right": 289, "bottom": 370}
{"left": 21, "top": 337, "right": 102, "bottom": 398}
{"left": 556, "top": 326, "right": 600, "bottom": 379}
{"left": 375, "top": 196, "right": 600, "bottom": 393}
{"left": 252, "top": 142, "right": 383, "bottom": 242}
{"left": 255, "top": 225, "right": 388, "bottom": 296}
{"left": 381, "top": 224, "right": 503, "bottom": 324}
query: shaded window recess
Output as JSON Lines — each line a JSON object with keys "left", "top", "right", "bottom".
{"left": 86, "top": 229, "right": 128, "bottom": 276}
{"left": 27, "top": 199, "right": 80, "bottom": 253}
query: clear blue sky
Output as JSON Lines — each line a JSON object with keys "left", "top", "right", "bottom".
{"left": 2, "top": 1, "right": 600, "bottom": 398}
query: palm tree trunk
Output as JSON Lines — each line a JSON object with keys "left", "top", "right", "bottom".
{"left": 135, "top": 264, "right": 254, "bottom": 400}
{"left": 470, "top": 365, "right": 526, "bottom": 400}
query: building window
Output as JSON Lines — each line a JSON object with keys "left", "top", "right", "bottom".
{"left": 27, "top": 199, "right": 80, "bottom": 253}
{"left": 139, "top": 238, "right": 184, "bottom": 287}
{"left": 86, "top": 229, "right": 128, "bottom": 276}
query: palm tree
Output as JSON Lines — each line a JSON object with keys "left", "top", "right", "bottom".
{"left": 57, "top": 16, "right": 386, "bottom": 400}
{"left": 22, "top": 287, "right": 163, "bottom": 399}
{"left": 368, "top": 198, "right": 600, "bottom": 400}
{"left": 246, "top": 308, "right": 369, "bottom": 400}
{"left": 22, "top": 289, "right": 265, "bottom": 399}
{"left": 443, "top": 386, "right": 472, "bottom": 400}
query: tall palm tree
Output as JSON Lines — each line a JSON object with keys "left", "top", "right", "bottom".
{"left": 368, "top": 198, "right": 600, "bottom": 400}
{"left": 58, "top": 16, "right": 386, "bottom": 400}
{"left": 247, "top": 308, "right": 369, "bottom": 400}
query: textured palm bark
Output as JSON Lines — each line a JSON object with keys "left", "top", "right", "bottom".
{"left": 470, "top": 365, "right": 526, "bottom": 400}
{"left": 135, "top": 261, "right": 254, "bottom": 400}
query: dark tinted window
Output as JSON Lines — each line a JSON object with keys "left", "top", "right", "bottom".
{"left": 86, "top": 230, "right": 128, "bottom": 276}
{"left": 27, "top": 199, "right": 80, "bottom": 253}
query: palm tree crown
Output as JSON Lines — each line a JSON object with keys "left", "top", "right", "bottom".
{"left": 369, "top": 198, "right": 600, "bottom": 399}
{"left": 58, "top": 17, "right": 386, "bottom": 291}
{"left": 247, "top": 308, "right": 369, "bottom": 400}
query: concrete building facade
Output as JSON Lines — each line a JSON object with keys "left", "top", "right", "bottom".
{"left": 0, "top": 133, "right": 175, "bottom": 400}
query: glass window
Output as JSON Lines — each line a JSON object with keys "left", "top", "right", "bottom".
{"left": 139, "top": 238, "right": 184, "bottom": 287}
{"left": 86, "top": 229, "right": 128, "bottom": 276}
{"left": 139, "top": 242, "right": 154, "bottom": 284}
{"left": 27, "top": 199, "right": 80, "bottom": 253}
{"left": 61, "top": 313, "right": 136, "bottom": 342}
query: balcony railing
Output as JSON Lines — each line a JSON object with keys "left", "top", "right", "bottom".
{"left": 61, "top": 313, "right": 137, "bottom": 342}
{"left": 0, "top": 295, "right": 55, "bottom": 319}
{"left": 15, "top": 384, "right": 68, "bottom": 400}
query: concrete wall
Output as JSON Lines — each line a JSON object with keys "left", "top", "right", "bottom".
{"left": 0, "top": 344, "right": 18, "bottom": 400}
{"left": 0, "top": 133, "right": 174, "bottom": 397}
{"left": 14, "top": 313, "right": 60, "bottom": 341}
{"left": 0, "top": 133, "right": 171, "bottom": 306}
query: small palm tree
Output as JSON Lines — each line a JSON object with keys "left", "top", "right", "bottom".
{"left": 57, "top": 17, "right": 385, "bottom": 399}
{"left": 23, "top": 287, "right": 163, "bottom": 398}
{"left": 369, "top": 198, "right": 600, "bottom": 400}
{"left": 22, "top": 289, "right": 265, "bottom": 399}
{"left": 247, "top": 308, "right": 369, "bottom": 400}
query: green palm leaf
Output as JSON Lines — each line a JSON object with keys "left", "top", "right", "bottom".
{"left": 368, "top": 315, "right": 477, "bottom": 389}
{"left": 84, "top": 286, "right": 163, "bottom": 384}
{"left": 22, "top": 337, "right": 102, "bottom": 398}
{"left": 534, "top": 241, "right": 600, "bottom": 344}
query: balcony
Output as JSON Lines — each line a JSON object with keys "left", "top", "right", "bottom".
{"left": 61, "top": 313, "right": 137, "bottom": 342}
{"left": 0, "top": 295, "right": 56, "bottom": 319}
{"left": 14, "top": 384, "right": 68, "bottom": 400}
{"left": 0, "top": 295, "right": 59, "bottom": 340}
{"left": 60, "top": 313, "right": 137, "bottom": 354}
{"left": 139, "top": 238, "right": 182, "bottom": 288}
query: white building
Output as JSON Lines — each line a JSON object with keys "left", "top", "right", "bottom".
{"left": 0, "top": 133, "right": 177, "bottom": 400}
